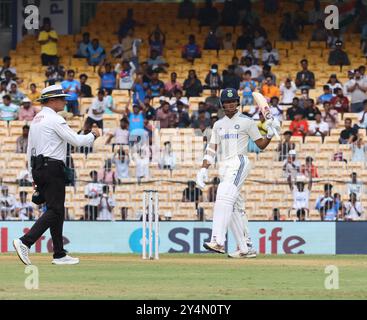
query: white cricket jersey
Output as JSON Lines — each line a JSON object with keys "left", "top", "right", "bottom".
{"left": 209, "top": 111, "right": 262, "bottom": 161}
{"left": 27, "top": 107, "right": 95, "bottom": 169}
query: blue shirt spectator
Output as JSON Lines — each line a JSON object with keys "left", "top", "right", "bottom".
{"left": 86, "top": 39, "right": 106, "bottom": 66}
{"left": 128, "top": 105, "right": 145, "bottom": 132}
{"left": 317, "top": 85, "right": 333, "bottom": 104}
{"left": 75, "top": 32, "right": 90, "bottom": 58}
{"left": 98, "top": 63, "right": 116, "bottom": 91}
{"left": 0, "top": 95, "right": 19, "bottom": 121}
{"left": 61, "top": 78, "right": 80, "bottom": 101}
{"left": 148, "top": 73, "right": 164, "bottom": 97}
{"left": 315, "top": 184, "right": 340, "bottom": 221}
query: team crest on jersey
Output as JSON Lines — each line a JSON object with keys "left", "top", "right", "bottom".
{"left": 234, "top": 124, "right": 240, "bottom": 129}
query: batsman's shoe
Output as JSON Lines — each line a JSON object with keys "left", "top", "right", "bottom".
{"left": 13, "top": 239, "right": 32, "bottom": 265}
{"left": 52, "top": 255, "right": 80, "bottom": 265}
{"left": 203, "top": 241, "right": 225, "bottom": 254}
{"left": 228, "top": 249, "right": 257, "bottom": 259}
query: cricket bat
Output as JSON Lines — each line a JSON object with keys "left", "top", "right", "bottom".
{"left": 252, "top": 92, "right": 280, "bottom": 139}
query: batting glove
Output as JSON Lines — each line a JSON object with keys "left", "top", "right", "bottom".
{"left": 196, "top": 168, "right": 208, "bottom": 189}
{"left": 265, "top": 118, "right": 281, "bottom": 139}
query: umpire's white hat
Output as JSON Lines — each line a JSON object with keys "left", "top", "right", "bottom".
{"left": 37, "top": 84, "right": 71, "bottom": 102}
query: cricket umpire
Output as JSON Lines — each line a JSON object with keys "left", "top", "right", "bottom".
{"left": 13, "top": 84, "right": 100, "bottom": 265}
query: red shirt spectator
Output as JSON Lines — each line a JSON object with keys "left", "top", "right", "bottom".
{"left": 290, "top": 113, "right": 308, "bottom": 137}
{"left": 156, "top": 102, "right": 176, "bottom": 128}
{"left": 300, "top": 157, "right": 319, "bottom": 178}
{"left": 330, "top": 88, "right": 349, "bottom": 113}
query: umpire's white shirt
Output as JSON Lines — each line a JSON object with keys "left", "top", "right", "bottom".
{"left": 27, "top": 107, "right": 94, "bottom": 170}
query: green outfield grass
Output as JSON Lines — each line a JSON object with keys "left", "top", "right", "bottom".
{"left": 0, "top": 254, "right": 366, "bottom": 300}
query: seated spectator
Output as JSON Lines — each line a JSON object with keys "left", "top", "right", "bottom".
{"left": 327, "top": 74, "right": 343, "bottom": 94}
{"left": 198, "top": 0, "right": 219, "bottom": 27}
{"left": 241, "top": 57, "right": 262, "bottom": 81}
{"left": 113, "top": 148, "right": 130, "bottom": 181}
{"left": 239, "top": 71, "right": 256, "bottom": 106}
{"left": 222, "top": 65, "right": 241, "bottom": 90}
{"left": 242, "top": 43, "right": 260, "bottom": 65}
{"left": 339, "top": 118, "right": 358, "bottom": 144}
{"left": 328, "top": 40, "right": 350, "bottom": 66}
{"left": 72, "top": 122, "right": 93, "bottom": 156}
{"left": 28, "top": 83, "right": 41, "bottom": 102}
{"left": 159, "top": 141, "right": 177, "bottom": 170}
{"left": 14, "top": 191, "right": 34, "bottom": 221}
{"left": 16, "top": 167, "right": 33, "bottom": 186}
{"left": 304, "top": 99, "right": 321, "bottom": 121}
{"left": 204, "top": 64, "right": 222, "bottom": 90}
{"left": 342, "top": 192, "right": 364, "bottom": 221}
{"left": 222, "top": 32, "right": 235, "bottom": 50}
{"left": 295, "top": 59, "right": 315, "bottom": 89}
{"left": 61, "top": 69, "right": 80, "bottom": 116}
{"left": 182, "top": 34, "right": 201, "bottom": 63}
{"left": 38, "top": 17, "right": 58, "bottom": 66}
{"left": 262, "top": 41, "right": 279, "bottom": 66}
{"left": 9, "top": 83, "right": 25, "bottom": 106}
{"left": 290, "top": 112, "right": 308, "bottom": 139}
{"left": 115, "top": 60, "right": 136, "bottom": 90}
{"left": 148, "top": 27, "right": 166, "bottom": 56}
{"left": 231, "top": 56, "right": 244, "bottom": 78}
{"left": 165, "top": 72, "right": 182, "bottom": 98}
{"left": 260, "top": 76, "right": 280, "bottom": 101}
{"left": 353, "top": 100, "right": 367, "bottom": 133}
{"left": 0, "top": 80, "right": 8, "bottom": 99}
{"left": 98, "top": 62, "right": 117, "bottom": 92}
{"left": 156, "top": 101, "right": 176, "bottom": 128}
{"left": 236, "top": 24, "right": 253, "bottom": 50}
{"left": 139, "top": 97, "right": 156, "bottom": 121}
{"left": 148, "top": 72, "right": 165, "bottom": 98}
{"left": 183, "top": 70, "right": 203, "bottom": 97}
{"left": 0, "top": 186, "right": 16, "bottom": 220}
{"left": 289, "top": 175, "right": 312, "bottom": 221}
{"left": 315, "top": 183, "right": 340, "bottom": 221}
{"left": 322, "top": 102, "right": 338, "bottom": 129}
{"left": 3, "top": 70, "right": 16, "bottom": 91}
{"left": 283, "top": 150, "right": 301, "bottom": 189}
{"left": 286, "top": 98, "right": 303, "bottom": 120}
{"left": 347, "top": 172, "right": 364, "bottom": 200}
{"left": 205, "top": 90, "right": 221, "bottom": 114}
{"left": 75, "top": 32, "right": 90, "bottom": 58}
{"left": 300, "top": 157, "right": 319, "bottom": 179}
{"left": 16, "top": 125, "right": 29, "bottom": 153}
{"left": 177, "top": 0, "right": 196, "bottom": 20}
{"left": 176, "top": 101, "right": 191, "bottom": 128}
{"left": 279, "top": 12, "right": 298, "bottom": 41}
{"left": 269, "top": 96, "right": 283, "bottom": 122}
{"left": 98, "top": 159, "right": 116, "bottom": 185}
{"left": 191, "top": 109, "right": 211, "bottom": 129}
{"left": 256, "top": 64, "right": 276, "bottom": 84}
{"left": 253, "top": 29, "right": 266, "bottom": 50}
{"left": 182, "top": 180, "right": 203, "bottom": 203}
{"left": 207, "top": 177, "right": 220, "bottom": 202}
{"left": 298, "top": 88, "right": 310, "bottom": 109}
{"left": 79, "top": 74, "right": 93, "bottom": 98}
{"left": 0, "top": 95, "right": 19, "bottom": 121}
{"left": 44, "top": 57, "right": 65, "bottom": 86}
{"left": 18, "top": 97, "right": 37, "bottom": 121}
{"left": 106, "top": 118, "right": 130, "bottom": 148}
{"left": 317, "top": 85, "right": 333, "bottom": 104}
{"left": 86, "top": 39, "right": 106, "bottom": 66}
{"left": 351, "top": 137, "right": 367, "bottom": 163}
{"left": 97, "top": 185, "right": 115, "bottom": 221}
{"left": 308, "top": 113, "right": 329, "bottom": 141}
{"left": 204, "top": 29, "right": 221, "bottom": 51}
{"left": 311, "top": 19, "right": 328, "bottom": 41}
{"left": 0, "top": 56, "right": 17, "bottom": 81}
{"left": 344, "top": 68, "right": 367, "bottom": 113}
{"left": 277, "top": 131, "right": 295, "bottom": 161}
{"left": 85, "top": 90, "right": 109, "bottom": 129}
{"left": 147, "top": 49, "right": 169, "bottom": 74}
{"left": 279, "top": 78, "right": 296, "bottom": 105}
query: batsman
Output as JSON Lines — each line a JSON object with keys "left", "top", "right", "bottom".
{"left": 196, "top": 89, "right": 281, "bottom": 258}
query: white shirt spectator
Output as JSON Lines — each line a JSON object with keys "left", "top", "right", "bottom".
{"left": 280, "top": 82, "right": 297, "bottom": 104}
{"left": 344, "top": 78, "right": 367, "bottom": 104}
{"left": 309, "top": 120, "right": 329, "bottom": 135}
{"left": 242, "top": 49, "right": 260, "bottom": 60}
{"left": 262, "top": 49, "right": 279, "bottom": 66}
{"left": 159, "top": 151, "right": 176, "bottom": 169}
{"left": 357, "top": 110, "right": 367, "bottom": 128}
{"left": 270, "top": 105, "right": 283, "bottom": 122}
{"left": 115, "top": 61, "right": 136, "bottom": 90}
{"left": 0, "top": 192, "right": 16, "bottom": 216}
{"left": 343, "top": 201, "right": 364, "bottom": 220}
{"left": 113, "top": 155, "right": 130, "bottom": 179}
{"left": 132, "top": 144, "right": 150, "bottom": 178}
{"left": 292, "top": 187, "right": 310, "bottom": 210}
{"left": 283, "top": 159, "right": 301, "bottom": 179}
{"left": 347, "top": 182, "right": 363, "bottom": 200}
{"left": 15, "top": 201, "right": 33, "bottom": 220}
{"left": 113, "top": 127, "right": 129, "bottom": 144}
{"left": 327, "top": 82, "right": 343, "bottom": 95}
{"left": 84, "top": 182, "right": 104, "bottom": 206}
{"left": 351, "top": 143, "right": 367, "bottom": 162}
{"left": 88, "top": 97, "right": 109, "bottom": 121}
{"left": 241, "top": 65, "right": 262, "bottom": 80}
{"left": 97, "top": 195, "right": 116, "bottom": 221}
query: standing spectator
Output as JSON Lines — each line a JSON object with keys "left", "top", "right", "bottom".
{"left": 339, "top": 118, "right": 358, "bottom": 144}
{"left": 132, "top": 73, "right": 147, "bottom": 104}
{"left": 260, "top": 76, "right": 280, "bottom": 101}
{"left": 132, "top": 139, "right": 150, "bottom": 179}
{"left": 61, "top": 70, "right": 80, "bottom": 116}
{"left": 315, "top": 183, "right": 340, "bottom": 221}
{"left": 311, "top": 19, "right": 328, "bottom": 41}
{"left": 113, "top": 149, "right": 130, "bottom": 181}
{"left": 159, "top": 141, "right": 177, "bottom": 170}
{"left": 346, "top": 172, "right": 364, "bottom": 201}
{"left": 317, "top": 85, "right": 333, "bottom": 104}
{"left": 269, "top": 97, "right": 283, "bottom": 123}
{"left": 289, "top": 175, "right": 312, "bottom": 221}
{"left": 277, "top": 131, "right": 295, "bottom": 161}
{"left": 38, "top": 18, "right": 58, "bottom": 66}
{"left": 98, "top": 62, "right": 117, "bottom": 92}
{"left": 106, "top": 118, "right": 130, "bottom": 149}
{"left": 283, "top": 150, "right": 301, "bottom": 189}
{"left": 97, "top": 185, "right": 116, "bottom": 221}
{"left": 300, "top": 157, "right": 319, "bottom": 179}
{"left": 342, "top": 193, "right": 364, "bottom": 221}
{"left": 86, "top": 39, "right": 106, "bottom": 66}
{"left": 126, "top": 104, "right": 145, "bottom": 133}
{"left": 351, "top": 137, "right": 367, "bottom": 163}
{"left": 0, "top": 95, "right": 19, "bottom": 121}
{"left": 165, "top": 72, "right": 182, "bottom": 98}
{"left": 148, "top": 27, "right": 166, "bottom": 56}
{"left": 75, "top": 32, "right": 90, "bottom": 58}
{"left": 204, "top": 64, "right": 222, "bottom": 90}
{"left": 286, "top": 98, "right": 303, "bottom": 121}
{"left": 183, "top": 70, "right": 203, "bottom": 97}
{"left": 118, "top": 9, "right": 140, "bottom": 39}
{"left": 182, "top": 35, "right": 201, "bottom": 63}
{"left": 156, "top": 101, "right": 176, "bottom": 128}
{"left": 222, "top": 65, "right": 241, "bottom": 90}
{"left": 139, "top": 97, "right": 156, "bottom": 121}
{"left": 304, "top": 99, "right": 321, "bottom": 121}
{"left": 85, "top": 90, "right": 109, "bottom": 129}
{"left": 239, "top": 71, "right": 256, "bottom": 106}
{"left": 44, "top": 57, "right": 65, "bottom": 86}
{"left": 9, "top": 83, "right": 25, "bottom": 106}
{"left": 204, "top": 29, "right": 221, "bottom": 51}
{"left": 15, "top": 191, "right": 34, "bottom": 221}
{"left": 16, "top": 125, "right": 29, "bottom": 154}
{"left": 198, "top": 0, "right": 219, "bottom": 27}
{"left": 223, "top": 33, "right": 235, "bottom": 50}
{"left": 280, "top": 78, "right": 297, "bottom": 105}
{"left": 98, "top": 159, "right": 116, "bottom": 186}
{"left": 148, "top": 72, "right": 165, "bottom": 98}
{"left": 115, "top": 60, "right": 136, "bottom": 90}
{"left": 18, "top": 97, "right": 37, "bottom": 121}
{"left": 177, "top": 0, "right": 196, "bottom": 21}
{"left": 330, "top": 89, "right": 349, "bottom": 114}
{"left": 328, "top": 40, "right": 350, "bottom": 66}
{"left": 279, "top": 12, "right": 298, "bottom": 41}
{"left": 344, "top": 69, "right": 367, "bottom": 113}
{"left": 290, "top": 112, "right": 308, "bottom": 140}
{"left": 308, "top": 113, "right": 329, "bottom": 141}
{"left": 79, "top": 74, "right": 93, "bottom": 98}
{"left": 262, "top": 41, "right": 279, "bottom": 66}
{"left": 295, "top": 59, "right": 315, "bottom": 90}
{"left": 0, "top": 186, "right": 16, "bottom": 220}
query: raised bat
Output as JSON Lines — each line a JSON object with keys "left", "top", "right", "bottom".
{"left": 252, "top": 91, "right": 280, "bottom": 139}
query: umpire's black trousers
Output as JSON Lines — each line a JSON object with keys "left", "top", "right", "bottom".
{"left": 21, "top": 161, "right": 66, "bottom": 259}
